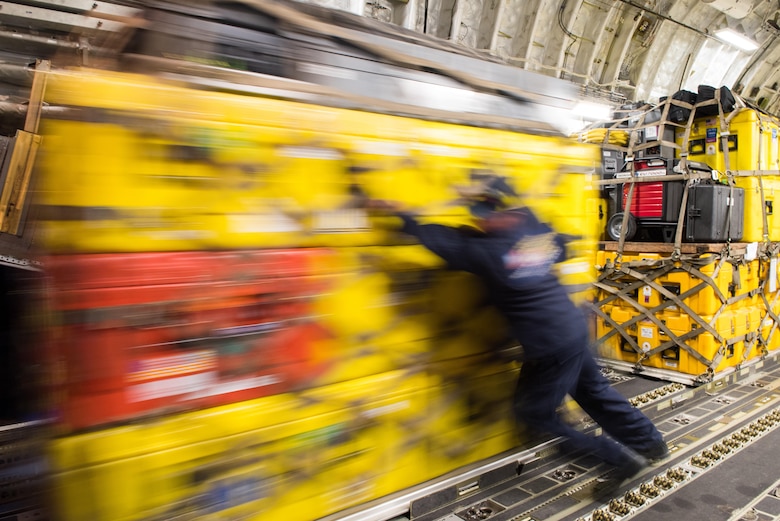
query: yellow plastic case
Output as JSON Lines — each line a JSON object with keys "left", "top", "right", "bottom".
{"left": 424, "top": 354, "right": 520, "bottom": 477}
{"left": 36, "top": 69, "right": 599, "bottom": 254}
{"left": 679, "top": 108, "right": 780, "bottom": 173}
{"left": 49, "top": 370, "right": 430, "bottom": 521}
{"left": 734, "top": 175, "right": 780, "bottom": 242}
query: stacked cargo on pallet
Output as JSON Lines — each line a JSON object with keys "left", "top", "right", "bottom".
{"left": 33, "top": 69, "right": 600, "bottom": 520}
{"left": 593, "top": 248, "right": 768, "bottom": 381}
{"left": 584, "top": 86, "right": 780, "bottom": 384}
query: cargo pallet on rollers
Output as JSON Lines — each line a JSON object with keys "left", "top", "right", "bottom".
{"left": 585, "top": 87, "right": 780, "bottom": 387}
{"left": 591, "top": 239, "right": 780, "bottom": 386}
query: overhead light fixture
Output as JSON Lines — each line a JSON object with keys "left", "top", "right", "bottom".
{"left": 715, "top": 28, "right": 759, "bottom": 51}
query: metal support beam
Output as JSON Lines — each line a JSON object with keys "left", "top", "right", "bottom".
{"left": 8, "top": 0, "right": 140, "bottom": 17}
{"left": 0, "top": 2, "right": 129, "bottom": 33}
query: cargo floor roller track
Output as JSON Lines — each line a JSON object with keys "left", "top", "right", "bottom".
{"left": 0, "top": 420, "right": 50, "bottom": 521}
{"left": 321, "top": 358, "right": 780, "bottom": 521}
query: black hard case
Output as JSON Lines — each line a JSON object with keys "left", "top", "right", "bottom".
{"left": 685, "top": 184, "right": 745, "bottom": 242}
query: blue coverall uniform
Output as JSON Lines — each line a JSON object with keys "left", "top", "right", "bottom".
{"left": 395, "top": 208, "right": 664, "bottom": 468}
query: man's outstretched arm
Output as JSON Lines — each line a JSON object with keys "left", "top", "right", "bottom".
{"left": 368, "top": 200, "right": 474, "bottom": 271}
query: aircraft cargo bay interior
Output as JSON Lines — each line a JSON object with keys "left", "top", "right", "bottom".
{"left": 0, "top": 1, "right": 779, "bottom": 520}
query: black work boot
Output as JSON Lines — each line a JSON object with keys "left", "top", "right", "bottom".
{"left": 592, "top": 446, "right": 648, "bottom": 500}
{"left": 637, "top": 439, "right": 670, "bottom": 461}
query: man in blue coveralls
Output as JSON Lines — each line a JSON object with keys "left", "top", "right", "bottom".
{"left": 368, "top": 180, "right": 668, "bottom": 497}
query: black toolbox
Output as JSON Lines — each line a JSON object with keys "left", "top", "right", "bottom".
{"left": 685, "top": 183, "right": 745, "bottom": 242}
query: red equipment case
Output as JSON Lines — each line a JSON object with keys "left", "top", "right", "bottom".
{"left": 44, "top": 249, "right": 335, "bottom": 431}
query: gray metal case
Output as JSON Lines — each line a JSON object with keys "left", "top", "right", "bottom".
{"left": 685, "top": 184, "right": 745, "bottom": 242}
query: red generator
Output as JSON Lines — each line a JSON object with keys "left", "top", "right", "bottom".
{"left": 605, "top": 159, "right": 710, "bottom": 242}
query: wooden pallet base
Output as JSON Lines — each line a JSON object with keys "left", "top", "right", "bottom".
{"left": 600, "top": 241, "right": 750, "bottom": 254}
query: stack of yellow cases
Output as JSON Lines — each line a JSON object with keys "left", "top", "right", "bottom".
{"left": 676, "top": 107, "right": 780, "bottom": 242}
{"left": 594, "top": 249, "right": 773, "bottom": 378}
